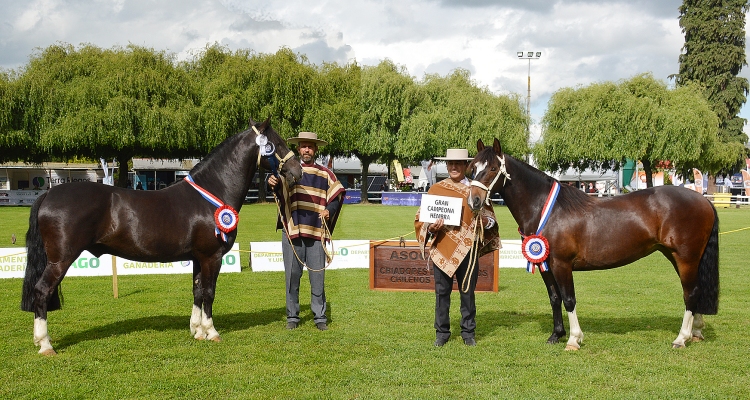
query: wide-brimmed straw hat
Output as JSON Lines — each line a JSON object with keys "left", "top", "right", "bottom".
{"left": 434, "top": 148, "right": 472, "bottom": 161}
{"left": 287, "top": 131, "right": 328, "bottom": 147}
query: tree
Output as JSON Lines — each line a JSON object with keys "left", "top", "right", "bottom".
{"left": 0, "top": 70, "right": 36, "bottom": 162}
{"left": 672, "top": 0, "right": 749, "bottom": 170}
{"left": 185, "top": 45, "right": 319, "bottom": 201}
{"left": 396, "top": 69, "right": 528, "bottom": 163}
{"left": 535, "top": 73, "right": 721, "bottom": 187}
{"left": 13, "top": 43, "right": 200, "bottom": 186}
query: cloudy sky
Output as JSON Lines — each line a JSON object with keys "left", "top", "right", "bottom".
{"left": 1, "top": 0, "right": 748, "bottom": 141}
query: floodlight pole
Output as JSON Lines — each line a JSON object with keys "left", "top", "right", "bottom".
{"left": 517, "top": 51, "right": 541, "bottom": 139}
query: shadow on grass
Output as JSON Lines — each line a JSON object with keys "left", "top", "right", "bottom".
{"left": 480, "top": 309, "right": 693, "bottom": 338}
{"left": 55, "top": 307, "right": 285, "bottom": 351}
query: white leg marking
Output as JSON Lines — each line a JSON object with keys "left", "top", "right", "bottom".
{"left": 190, "top": 305, "right": 205, "bottom": 339}
{"left": 691, "top": 313, "right": 705, "bottom": 342}
{"left": 201, "top": 310, "right": 221, "bottom": 342}
{"left": 34, "top": 317, "right": 55, "bottom": 355}
{"left": 565, "top": 308, "right": 584, "bottom": 351}
{"left": 672, "top": 310, "right": 694, "bottom": 348}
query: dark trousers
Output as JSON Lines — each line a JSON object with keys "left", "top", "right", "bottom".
{"left": 281, "top": 232, "right": 327, "bottom": 324}
{"left": 433, "top": 254, "right": 479, "bottom": 341}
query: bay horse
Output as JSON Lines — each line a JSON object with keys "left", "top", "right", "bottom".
{"left": 21, "top": 117, "right": 302, "bottom": 355}
{"left": 468, "top": 138, "right": 719, "bottom": 350}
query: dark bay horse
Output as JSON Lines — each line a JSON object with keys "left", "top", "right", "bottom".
{"left": 468, "top": 139, "right": 719, "bottom": 350}
{"left": 21, "top": 118, "right": 302, "bottom": 355}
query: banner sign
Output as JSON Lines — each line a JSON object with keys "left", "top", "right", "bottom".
{"left": 418, "top": 194, "right": 463, "bottom": 226}
{"left": 0, "top": 190, "right": 45, "bottom": 206}
{"left": 48, "top": 170, "right": 98, "bottom": 186}
{"left": 369, "top": 240, "right": 498, "bottom": 292}
{"left": 498, "top": 240, "right": 526, "bottom": 268}
{"left": 343, "top": 189, "right": 361, "bottom": 204}
{"left": 250, "top": 240, "right": 370, "bottom": 272}
{"left": 0, "top": 244, "right": 240, "bottom": 279}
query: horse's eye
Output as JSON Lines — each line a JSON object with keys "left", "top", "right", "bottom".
{"left": 491, "top": 167, "right": 497, "bottom": 171}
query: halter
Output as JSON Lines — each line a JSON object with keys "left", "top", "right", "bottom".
{"left": 252, "top": 125, "right": 295, "bottom": 174}
{"left": 469, "top": 155, "right": 511, "bottom": 205}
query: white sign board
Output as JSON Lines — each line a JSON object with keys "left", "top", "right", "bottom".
{"left": 0, "top": 244, "right": 240, "bottom": 279}
{"left": 250, "top": 240, "right": 370, "bottom": 272}
{"left": 498, "top": 240, "right": 526, "bottom": 268}
{"left": 418, "top": 194, "right": 463, "bottom": 226}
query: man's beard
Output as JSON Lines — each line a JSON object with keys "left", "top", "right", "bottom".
{"left": 300, "top": 154, "right": 314, "bottom": 164}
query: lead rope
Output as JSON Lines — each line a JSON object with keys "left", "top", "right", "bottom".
{"left": 460, "top": 213, "right": 484, "bottom": 293}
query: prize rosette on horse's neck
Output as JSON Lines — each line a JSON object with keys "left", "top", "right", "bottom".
{"left": 185, "top": 174, "right": 238, "bottom": 242}
{"left": 519, "top": 181, "right": 560, "bottom": 274}
{"left": 215, "top": 205, "right": 239, "bottom": 233}
{"left": 522, "top": 234, "right": 550, "bottom": 273}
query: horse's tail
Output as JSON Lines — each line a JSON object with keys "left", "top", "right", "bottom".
{"left": 21, "top": 193, "right": 61, "bottom": 312}
{"left": 695, "top": 205, "right": 719, "bottom": 315}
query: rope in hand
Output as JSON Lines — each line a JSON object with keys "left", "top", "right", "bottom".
{"left": 460, "top": 213, "right": 484, "bottom": 293}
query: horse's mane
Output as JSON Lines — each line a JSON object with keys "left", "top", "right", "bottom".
{"left": 189, "top": 130, "right": 251, "bottom": 176}
{"left": 474, "top": 148, "right": 593, "bottom": 214}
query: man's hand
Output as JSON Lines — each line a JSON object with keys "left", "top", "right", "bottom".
{"left": 428, "top": 218, "right": 444, "bottom": 233}
{"left": 320, "top": 209, "right": 330, "bottom": 220}
{"left": 268, "top": 175, "right": 279, "bottom": 188}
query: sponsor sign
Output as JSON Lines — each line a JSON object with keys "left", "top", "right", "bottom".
{"left": 343, "top": 189, "right": 361, "bottom": 204}
{"left": 250, "top": 240, "right": 370, "bottom": 272}
{"left": 369, "top": 240, "right": 498, "bottom": 292}
{"left": 0, "top": 190, "right": 45, "bottom": 205}
{"left": 418, "top": 194, "right": 463, "bottom": 226}
{"left": 499, "top": 240, "right": 526, "bottom": 268}
{"left": 48, "top": 170, "right": 97, "bottom": 186}
{"left": 0, "top": 244, "right": 240, "bottom": 279}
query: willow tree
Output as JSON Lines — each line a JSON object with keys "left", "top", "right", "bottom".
{"left": 0, "top": 70, "right": 35, "bottom": 162}
{"left": 535, "top": 73, "right": 721, "bottom": 187}
{"left": 310, "top": 60, "right": 414, "bottom": 202}
{"left": 672, "top": 0, "right": 749, "bottom": 170}
{"left": 187, "top": 45, "right": 319, "bottom": 200}
{"left": 14, "top": 43, "right": 200, "bottom": 186}
{"left": 396, "top": 69, "right": 528, "bottom": 163}
{"left": 302, "top": 60, "right": 362, "bottom": 159}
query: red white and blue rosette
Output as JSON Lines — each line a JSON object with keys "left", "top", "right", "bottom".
{"left": 522, "top": 234, "right": 550, "bottom": 273}
{"left": 215, "top": 204, "right": 239, "bottom": 233}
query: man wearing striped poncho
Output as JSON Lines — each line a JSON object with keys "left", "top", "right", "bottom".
{"left": 268, "top": 132, "right": 344, "bottom": 332}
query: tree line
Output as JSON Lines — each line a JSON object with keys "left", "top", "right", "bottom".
{"left": 0, "top": 0, "right": 746, "bottom": 193}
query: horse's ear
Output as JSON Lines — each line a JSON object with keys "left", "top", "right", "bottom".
{"left": 493, "top": 138, "right": 502, "bottom": 154}
{"left": 248, "top": 117, "right": 257, "bottom": 128}
{"left": 260, "top": 117, "right": 271, "bottom": 130}
{"left": 477, "top": 139, "right": 485, "bottom": 152}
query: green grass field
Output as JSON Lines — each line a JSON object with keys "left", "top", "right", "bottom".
{"left": 1, "top": 203, "right": 749, "bottom": 399}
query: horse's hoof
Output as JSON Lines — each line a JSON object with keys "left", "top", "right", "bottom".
{"left": 691, "top": 335, "right": 704, "bottom": 342}
{"left": 195, "top": 335, "right": 206, "bottom": 341}
{"left": 672, "top": 343, "right": 685, "bottom": 349}
{"left": 564, "top": 344, "right": 580, "bottom": 351}
{"left": 40, "top": 348, "right": 57, "bottom": 356}
{"left": 210, "top": 336, "right": 221, "bottom": 343}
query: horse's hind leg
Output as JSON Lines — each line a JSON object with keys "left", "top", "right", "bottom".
{"left": 673, "top": 310, "right": 695, "bottom": 349}
{"left": 540, "top": 271, "right": 566, "bottom": 344}
{"left": 32, "top": 261, "right": 69, "bottom": 355}
{"left": 692, "top": 313, "right": 705, "bottom": 341}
